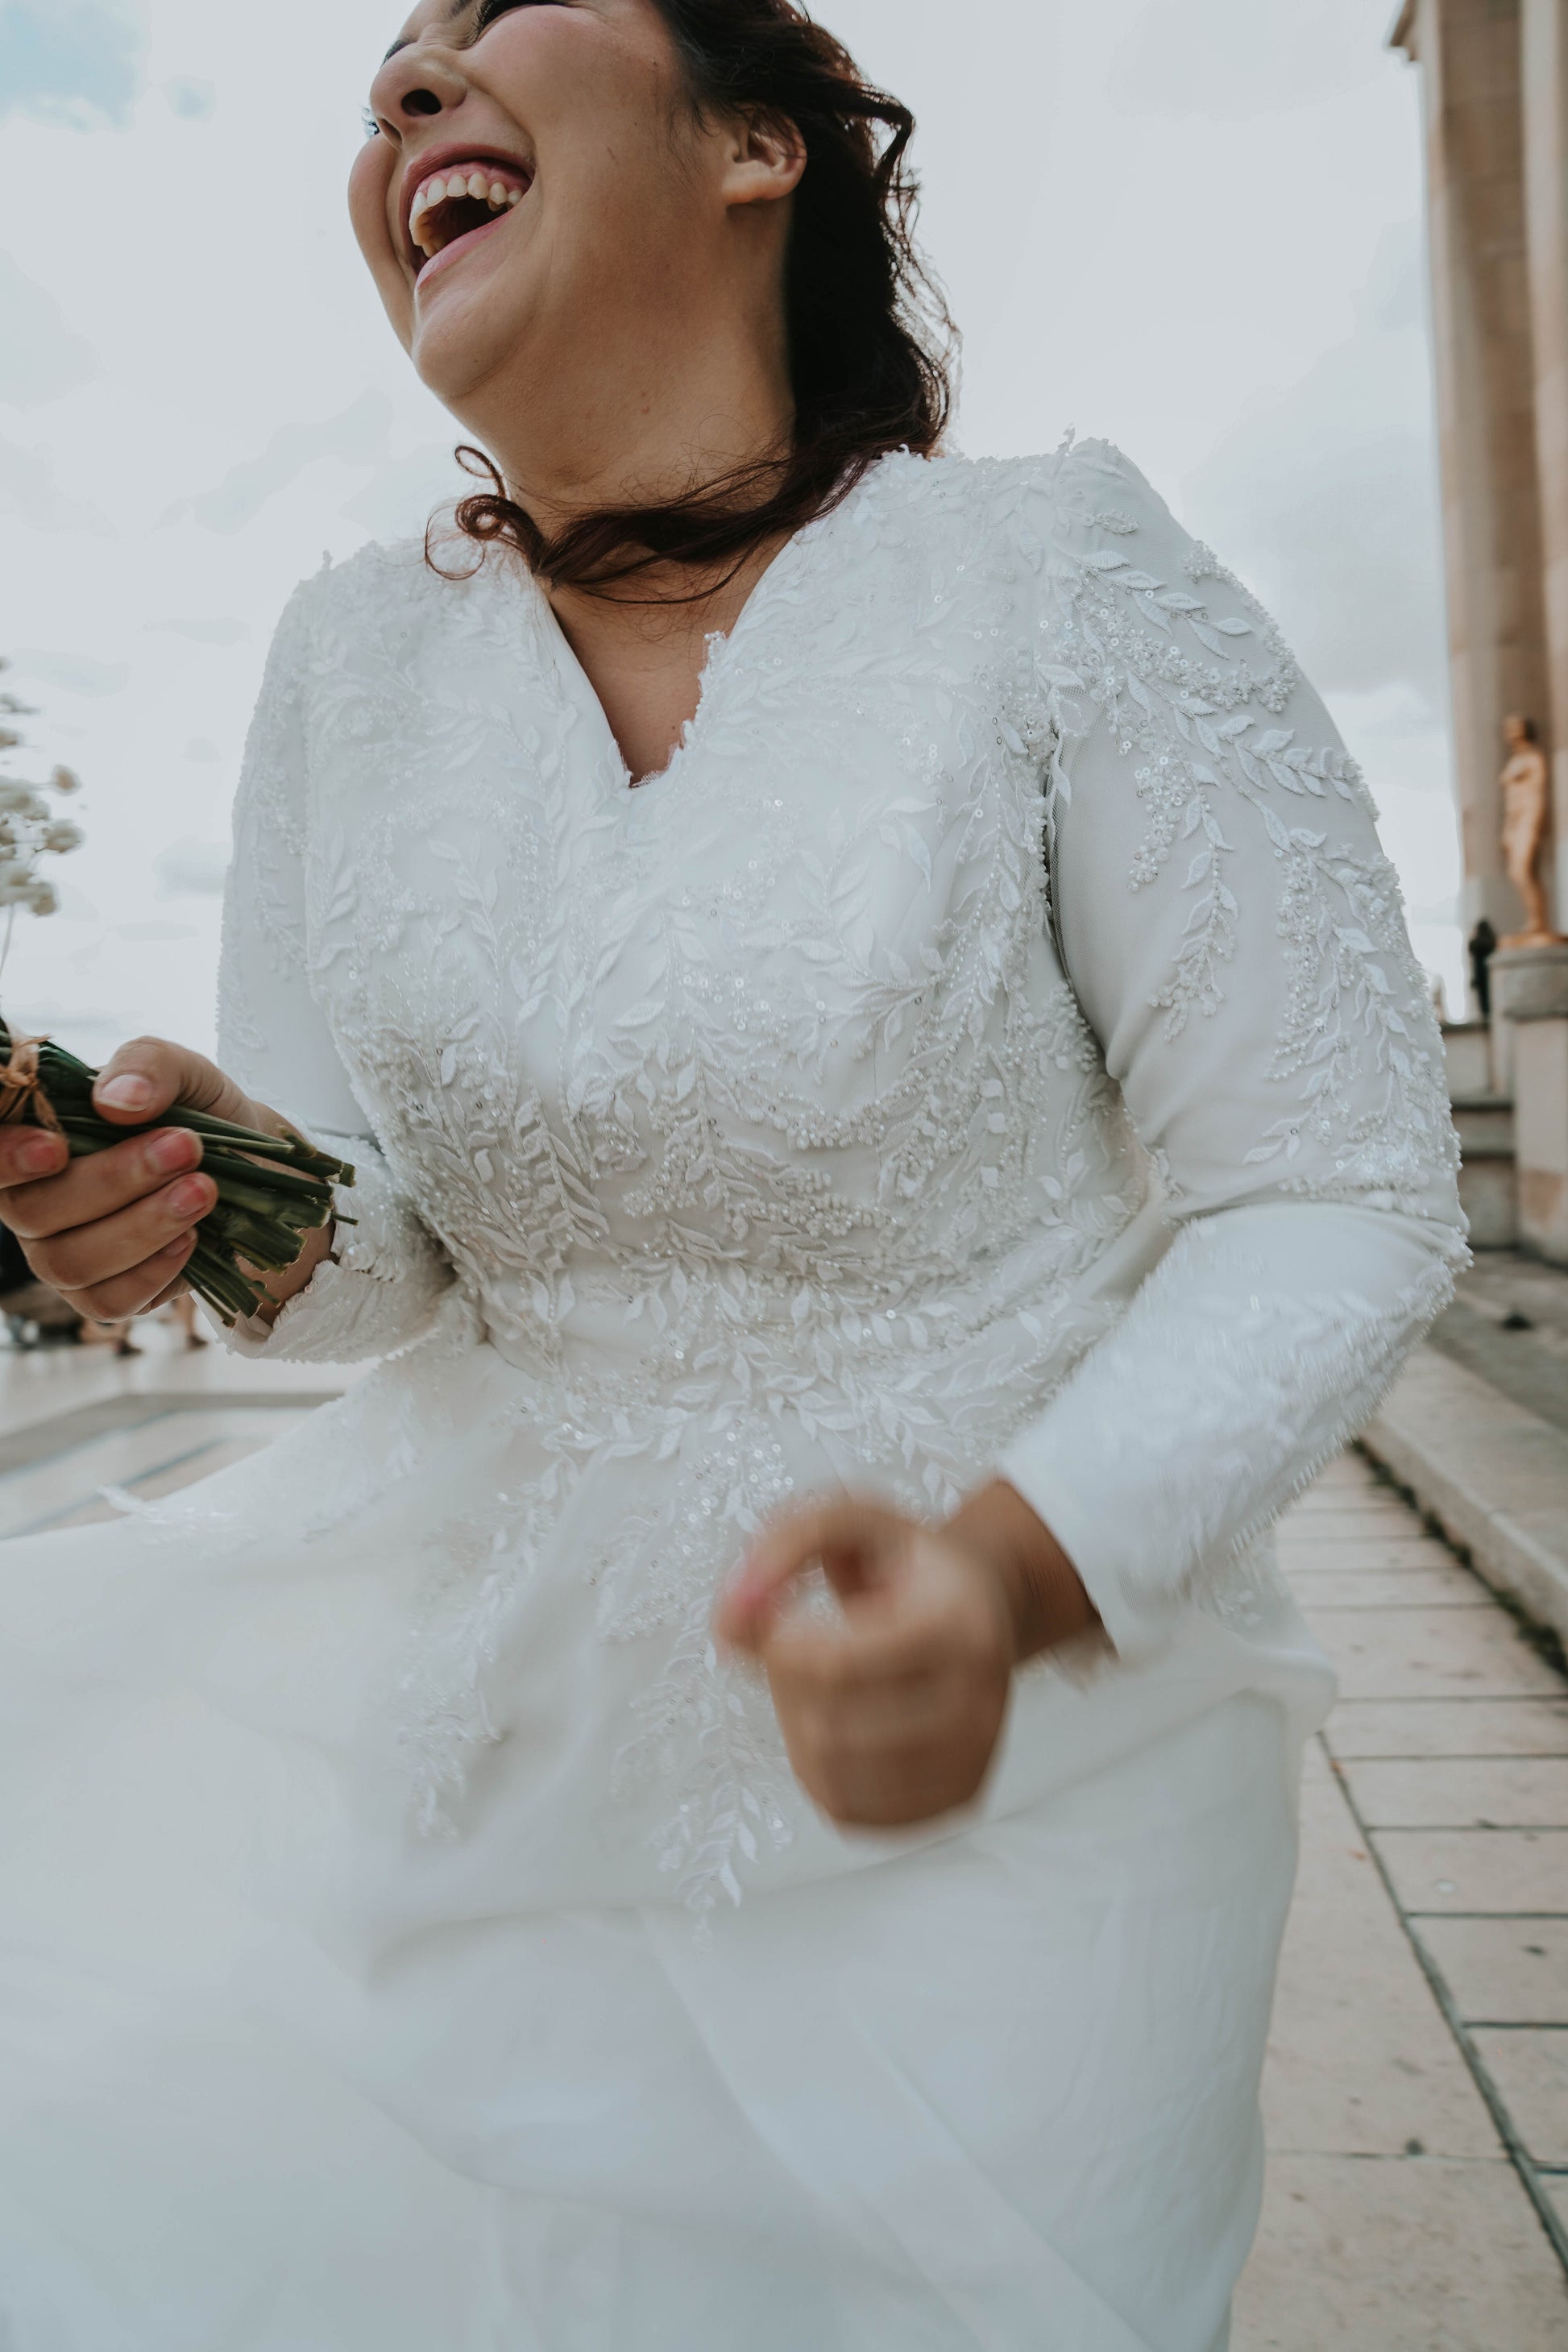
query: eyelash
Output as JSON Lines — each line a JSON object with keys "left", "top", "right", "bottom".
{"left": 475, "top": 1, "right": 559, "bottom": 24}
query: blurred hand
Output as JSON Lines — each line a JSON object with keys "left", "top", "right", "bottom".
{"left": 0, "top": 1035, "right": 291, "bottom": 1325}
{"left": 715, "top": 1484, "right": 1099, "bottom": 1831}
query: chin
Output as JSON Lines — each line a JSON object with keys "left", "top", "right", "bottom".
{"left": 403, "top": 227, "right": 541, "bottom": 399}
{"left": 411, "top": 292, "right": 533, "bottom": 410}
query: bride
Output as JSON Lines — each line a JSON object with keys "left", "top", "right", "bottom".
{"left": 0, "top": 2, "right": 1464, "bottom": 2346}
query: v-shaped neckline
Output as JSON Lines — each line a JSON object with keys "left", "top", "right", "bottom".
{"left": 518, "top": 475, "right": 860, "bottom": 802}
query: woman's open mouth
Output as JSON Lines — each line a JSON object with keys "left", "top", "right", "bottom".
{"left": 405, "top": 156, "right": 535, "bottom": 287}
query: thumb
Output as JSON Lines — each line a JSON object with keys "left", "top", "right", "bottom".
{"left": 92, "top": 1037, "right": 250, "bottom": 1128}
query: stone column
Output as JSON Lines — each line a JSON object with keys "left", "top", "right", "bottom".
{"left": 1523, "top": 0, "right": 1568, "bottom": 926}
{"left": 1493, "top": 942, "right": 1568, "bottom": 1259}
{"left": 1394, "top": 0, "right": 1552, "bottom": 940}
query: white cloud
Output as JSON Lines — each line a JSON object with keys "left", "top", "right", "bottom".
{"left": 339, "top": 442, "right": 465, "bottom": 542}
{"left": 0, "top": 0, "right": 144, "bottom": 131}
{"left": 143, "top": 617, "right": 249, "bottom": 645}
{"left": 116, "top": 918, "right": 194, "bottom": 941}
{"left": 1181, "top": 223, "right": 1448, "bottom": 712}
{"left": 0, "top": 254, "right": 98, "bottom": 406}
{"left": 10, "top": 649, "right": 129, "bottom": 695}
{"left": 163, "top": 392, "right": 395, "bottom": 535}
{"left": 0, "top": 438, "right": 114, "bottom": 533}
{"left": 154, "top": 837, "right": 228, "bottom": 898}
{"left": 1108, "top": 0, "right": 1383, "bottom": 120}
{"left": 163, "top": 76, "right": 214, "bottom": 119}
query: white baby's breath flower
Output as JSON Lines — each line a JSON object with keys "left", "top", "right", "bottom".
{"left": 0, "top": 667, "right": 87, "bottom": 946}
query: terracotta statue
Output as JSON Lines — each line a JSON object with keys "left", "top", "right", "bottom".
{"left": 1500, "top": 716, "right": 1563, "bottom": 944}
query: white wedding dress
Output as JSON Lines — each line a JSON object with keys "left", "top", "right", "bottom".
{"left": 0, "top": 442, "right": 1464, "bottom": 2352}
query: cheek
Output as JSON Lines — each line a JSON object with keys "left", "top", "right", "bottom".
{"left": 347, "top": 142, "right": 414, "bottom": 338}
{"left": 348, "top": 140, "right": 397, "bottom": 263}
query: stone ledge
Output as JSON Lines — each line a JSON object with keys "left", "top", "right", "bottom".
{"left": 1360, "top": 1346, "right": 1568, "bottom": 1653}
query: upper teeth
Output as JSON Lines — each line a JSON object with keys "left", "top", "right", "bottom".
{"left": 409, "top": 166, "right": 527, "bottom": 255}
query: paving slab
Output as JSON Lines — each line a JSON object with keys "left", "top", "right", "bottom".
{"left": 1343, "top": 1757, "right": 1568, "bottom": 1829}
{"left": 1283, "top": 1509, "right": 1432, "bottom": 1541}
{"left": 1285, "top": 1566, "right": 1491, "bottom": 1608}
{"left": 1373, "top": 1827, "right": 1568, "bottom": 1917}
{"left": 1414, "top": 1919, "right": 1568, "bottom": 2025}
{"left": 1263, "top": 1777, "right": 1503, "bottom": 2160}
{"left": 1468, "top": 2030, "right": 1568, "bottom": 2167}
{"left": 1302, "top": 1605, "right": 1566, "bottom": 1702}
{"left": 1326, "top": 1698, "right": 1568, "bottom": 1759}
{"left": 1276, "top": 1537, "right": 1469, "bottom": 1572}
{"left": 1362, "top": 1343, "right": 1568, "bottom": 1650}
{"left": 1233, "top": 2155, "right": 1568, "bottom": 2350}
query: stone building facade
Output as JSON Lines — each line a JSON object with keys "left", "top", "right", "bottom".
{"left": 1394, "top": 0, "right": 1568, "bottom": 1260}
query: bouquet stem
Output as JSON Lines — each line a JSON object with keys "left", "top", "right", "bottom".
{"left": 0, "top": 1019, "right": 355, "bottom": 1326}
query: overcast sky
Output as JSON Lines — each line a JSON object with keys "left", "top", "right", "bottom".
{"left": 0, "top": 0, "right": 1462, "bottom": 1065}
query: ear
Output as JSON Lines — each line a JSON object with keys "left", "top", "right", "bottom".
{"left": 721, "top": 110, "right": 807, "bottom": 209}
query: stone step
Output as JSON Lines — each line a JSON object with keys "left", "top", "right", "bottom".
{"left": 1443, "top": 1020, "right": 1495, "bottom": 1101}
{"left": 1450, "top": 1094, "right": 1516, "bottom": 1157}
{"left": 1449, "top": 1095, "right": 1519, "bottom": 1249}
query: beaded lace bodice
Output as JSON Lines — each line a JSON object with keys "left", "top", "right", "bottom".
{"left": 216, "top": 440, "right": 1464, "bottom": 1897}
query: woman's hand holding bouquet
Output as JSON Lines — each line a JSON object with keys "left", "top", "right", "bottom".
{"left": 0, "top": 1034, "right": 348, "bottom": 1329}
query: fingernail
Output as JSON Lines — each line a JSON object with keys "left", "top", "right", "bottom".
{"left": 167, "top": 1176, "right": 211, "bottom": 1218}
{"left": 147, "top": 1130, "right": 199, "bottom": 1176}
{"left": 97, "top": 1074, "right": 153, "bottom": 1113}
{"left": 17, "top": 1134, "right": 61, "bottom": 1174}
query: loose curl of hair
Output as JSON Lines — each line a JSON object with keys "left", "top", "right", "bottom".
{"left": 429, "top": 0, "right": 955, "bottom": 600}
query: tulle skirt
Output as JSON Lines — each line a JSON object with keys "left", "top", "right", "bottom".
{"left": 0, "top": 1336, "right": 1331, "bottom": 2350}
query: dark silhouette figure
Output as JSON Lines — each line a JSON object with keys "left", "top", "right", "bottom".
{"left": 1470, "top": 918, "right": 1498, "bottom": 1022}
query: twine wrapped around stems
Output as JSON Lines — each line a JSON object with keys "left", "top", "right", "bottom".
{"left": 0, "top": 1031, "right": 62, "bottom": 1135}
{"left": 0, "top": 1018, "right": 355, "bottom": 1325}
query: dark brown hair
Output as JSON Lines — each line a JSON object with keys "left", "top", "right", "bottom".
{"left": 432, "top": 0, "right": 955, "bottom": 599}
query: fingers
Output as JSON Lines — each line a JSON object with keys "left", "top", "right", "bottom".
{"left": 0, "top": 1126, "right": 204, "bottom": 1234}
{"left": 773, "top": 1661, "right": 1008, "bottom": 1830}
{"left": 716, "top": 1500, "right": 911, "bottom": 1652}
{"left": 57, "top": 1231, "right": 199, "bottom": 1325}
{"left": 0, "top": 1125, "right": 70, "bottom": 1190}
{"left": 25, "top": 1168, "right": 215, "bottom": 1296}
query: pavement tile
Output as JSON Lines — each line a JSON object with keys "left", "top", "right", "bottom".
{"left": 1296, "top": 1467, "right": 1379, "bottom": 1495}
{"left": 1303, "top": 1606, "right": 1566, "bottom": 1701}
{"left": 1285, "top": 1568, "right": 1490, "bottom": 1608}
{"left": 1343, "top": 1758, "right": 1568, "bottom": 1830}
{"left": 1468, "top": 2029, "right": 1568, "bottom": 2167}
{"left": 1278, "top": 1537, "right": 1471, "bottom": 1572}
{"left": 1232, "top": 2155, "right": 1568, "bottom": 2350}
{"left": 1290, "top": 1479, "right": 1375, "bottom": 1508}
{"left": 1545, "top": 2173, "right": 1568, "bottom": 2229}
{"left": 1374, "top": 1828, "right": 1568, "bottom": 1917}
{"left": 1414, "top": 1919, "right": 1568, "bottom": 2025}
{"left": 1287, "top": 1511, "right": 1432, "bottom": 1542}
{"left": 1326, "top": 1699, "right": 1568, "bottom": 1759}
{"left": 1263, "top": 1778, "right": 1502, "bottom": 2159}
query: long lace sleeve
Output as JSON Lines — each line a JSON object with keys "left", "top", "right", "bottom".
{"left": 214, "top": 576, "right": 454, "bottom": 1363}
{"left": 997, "top": 442, "right": 1467, "bottom": 1661}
